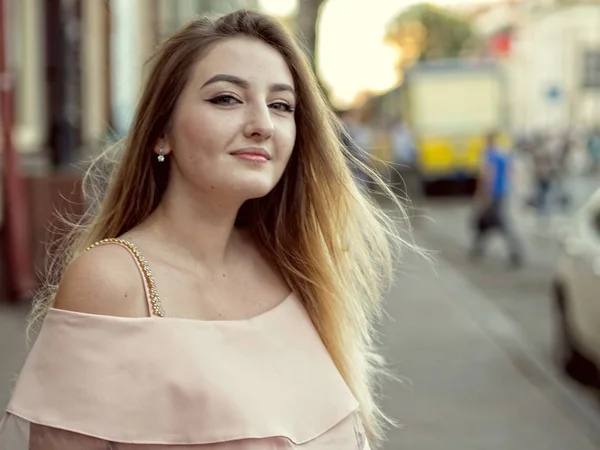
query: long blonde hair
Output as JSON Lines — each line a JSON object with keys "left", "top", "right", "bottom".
{"left": 31, "top": 10, "right": 418, "bottom": 446}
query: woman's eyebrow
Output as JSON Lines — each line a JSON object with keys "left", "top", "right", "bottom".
{"left": 270, "top": 83, "right": 296, "bottom": 97}
{"left": 202, "top": 74, "right": 249, "bottom": 89}
{"left": 202, "top": 74, "right": 296, "bottom": 97}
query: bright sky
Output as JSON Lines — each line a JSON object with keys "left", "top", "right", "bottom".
{"left": 259, "top": 0, "right": 502, "bottom": 108}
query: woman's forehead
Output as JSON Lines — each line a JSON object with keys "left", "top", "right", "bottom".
{"left": 190, "top": 37, "right": 295, "bottom": 89}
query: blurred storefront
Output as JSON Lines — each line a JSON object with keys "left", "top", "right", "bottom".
{"left": 10, "top": 0, "right": 261, "bottom": 156}
{"left": 510, "top": 4, "right": 600, "bottom": 133}
{"left": 472, "top": 1, "right": 600, "bottom": 134}
{"left": 1, "top": 0, "right": 261, "bottom": 301}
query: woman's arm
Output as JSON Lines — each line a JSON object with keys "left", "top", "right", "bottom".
{"left": 53, "top": 242, "right": 149, "bottom": 317}
{"left": 28, "top": 244, "right": 151, "bottom": 449}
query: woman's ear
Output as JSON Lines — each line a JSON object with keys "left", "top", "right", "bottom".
{"left": 153, "top": 139, "right": 172, "bottom": 156}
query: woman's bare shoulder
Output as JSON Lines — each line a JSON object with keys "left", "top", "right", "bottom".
{"left": 53, "top": 243, "right": 149, "bottom": 317}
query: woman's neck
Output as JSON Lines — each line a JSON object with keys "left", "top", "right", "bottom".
{"left": 143, "top": 187, "right": 245, "bottom": 269}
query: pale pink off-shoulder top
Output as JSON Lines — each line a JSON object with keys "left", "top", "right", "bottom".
{"left": 0, "top": 239, "right": 369, "bottom": 449}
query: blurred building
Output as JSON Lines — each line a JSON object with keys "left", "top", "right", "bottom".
{"left": 11, "top": 0, "right": 259, "bottom": 162}
{"left": 471, "top": 0, "right": 600, "bottom": 134}
{"left": 1, "top": 0, "right": 260, "bottom": 300}
{"left": 511, "top": 3, "right": 600, "bottom": 133}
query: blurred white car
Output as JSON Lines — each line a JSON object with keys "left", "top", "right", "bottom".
{"left": 553, "top": 188, "right": 600, "bottom": 387}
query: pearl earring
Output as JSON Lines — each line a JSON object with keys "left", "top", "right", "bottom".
{"left": 157, "top": 146, "right": 165, "bottom": 162}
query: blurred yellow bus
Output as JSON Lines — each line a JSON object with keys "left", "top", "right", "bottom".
{"left": 366, "top": 60, "right": 511, "bottom": 195}
{"left": 403, "top": 59, "right": 511, "bottom": 193}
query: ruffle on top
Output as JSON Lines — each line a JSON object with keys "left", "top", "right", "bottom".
{"left": 1, "top": 293, "right": 364, "bottom": 447}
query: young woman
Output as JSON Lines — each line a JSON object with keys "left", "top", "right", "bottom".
{"left": 0, "top": 10, "right": 413, "bottom": 449}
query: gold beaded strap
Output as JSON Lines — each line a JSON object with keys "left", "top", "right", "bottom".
{"left": 86, "top": 238, "right": 165, "bottom": 317}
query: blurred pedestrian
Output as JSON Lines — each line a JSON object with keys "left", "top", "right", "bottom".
{"left": 529, "top": 136, "right": 557, "bottom": 217}
{"left": 391, "top": 120, "right": 416, "bottom": 169}
{"left": 0, "top": 10, "right": 410, "bottom": 449}
{"left": 586, "top": 126, "right": 600, "bottom": 175}
{"left": 554, "top": 130, "right": 573, "bottom": 209}
{"left": 470, "top": 132, "right": 523, "bottom": 268}
{"left": 388, "top": 119, "right": 416, "bottom": 197}
{"left": 340, "top": 108, "right": 373, "bottom": 189}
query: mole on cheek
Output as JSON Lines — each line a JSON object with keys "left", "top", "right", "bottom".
{"left": 210, "top": 186, "right": 215, "bottom": 190}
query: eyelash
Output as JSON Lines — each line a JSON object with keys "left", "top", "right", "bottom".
{"left": 208, "top": 94, "right": 295, "bottom": 113}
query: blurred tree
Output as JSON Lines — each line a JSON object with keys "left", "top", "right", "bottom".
{"left": 296, "top": 0, "right": 325, "bottom": 69}
{"left": 385, "top": 4, "right": 477, "bottom": 65}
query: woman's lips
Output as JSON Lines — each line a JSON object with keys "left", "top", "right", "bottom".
{"left": 231, "top": 152, "right": 269, "bottom": 162}
{"left": 230, "top": 147, "right": 271, "bottom": 163}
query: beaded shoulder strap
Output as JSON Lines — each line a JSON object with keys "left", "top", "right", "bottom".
{"left": 86, "top": 238, "right": 165, "bottom": 317}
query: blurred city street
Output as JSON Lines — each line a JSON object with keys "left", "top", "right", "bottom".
{"left": 2, "top": 0, "right": 600, "bottom": 448}
{"left": 379, "top": 170, "right": 600, "bottom": 449}
{"left": 2, "top": 172, "right": 600, "bottom": 449}
{"left": 380, "top": 235, "right": 600, "bottom": 450}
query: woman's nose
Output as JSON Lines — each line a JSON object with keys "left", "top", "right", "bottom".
{"left": 243, "top": 105, "right": 274, "bottom": 140}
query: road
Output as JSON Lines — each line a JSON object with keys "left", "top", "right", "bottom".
{"left": 1, "top": 174, "right": 600, "bottom": 449}
{"left": 411, "top": 173, "right": 599, "bottom": 361}
{"left": 378, "top": 172, "right": 600, "bottom": 449}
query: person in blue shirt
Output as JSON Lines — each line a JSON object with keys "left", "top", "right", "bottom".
{"left": 470, "top": 133, "right": 523, "bottom": 268}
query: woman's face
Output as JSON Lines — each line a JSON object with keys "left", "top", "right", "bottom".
{"left": 163, "top": 36, "right": 297, "bottom": 203}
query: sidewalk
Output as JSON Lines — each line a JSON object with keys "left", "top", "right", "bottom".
{"left": 380, "top": 251, "right": 600, "bottom": 450}
{"left": 0, "top": 303, "right": 28, "bottom": 409}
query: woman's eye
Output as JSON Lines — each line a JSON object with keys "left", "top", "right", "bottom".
{"left": 208, "top": 95, "right": 241, "bottom": 106}
{"left": 270, "top": 102, "right": 295, "bottom": 113}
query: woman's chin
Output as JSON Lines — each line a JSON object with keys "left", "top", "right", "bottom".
{"left": 244, "top": 185, "right": 276, "bottom": 200}
{"left": 230, "top": 179, "right": 277, "bottom": 201}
